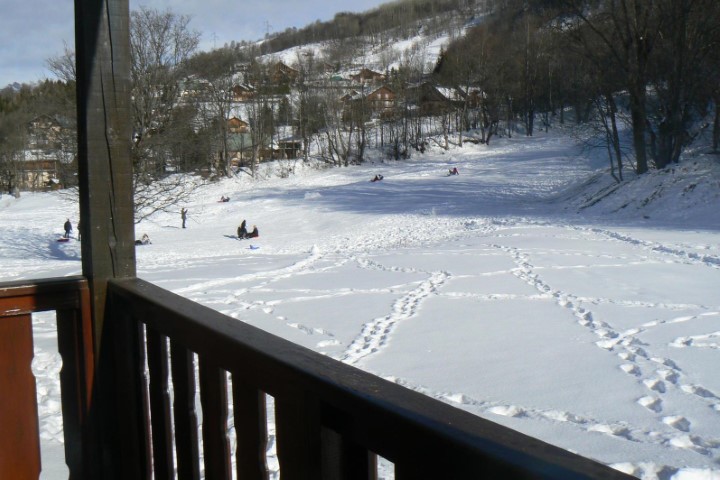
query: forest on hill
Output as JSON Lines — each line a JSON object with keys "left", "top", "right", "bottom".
{"left": 1, "top": 0, "right": 719, "bottom": 222}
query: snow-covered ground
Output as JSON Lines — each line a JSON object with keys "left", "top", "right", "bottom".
{"left": 2, "top": 130, "right": 720, "bottom": 480}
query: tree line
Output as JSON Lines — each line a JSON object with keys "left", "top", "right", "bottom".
{"left": 3, "top": 0, "right": 718, "bottom": 217}
{"left": 434, "top": 0, "right": 720, "bottom": 180}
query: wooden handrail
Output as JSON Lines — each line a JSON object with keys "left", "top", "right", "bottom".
{"left": 0, "top": 276, "right": 94, "bottom": 480}
{"left": 107, "top": 277, "right": 636, "bottom": 480}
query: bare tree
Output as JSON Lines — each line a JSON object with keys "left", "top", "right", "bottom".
{"left": 130, "top": 7, "right": 200, "bottom": 177}
{"left": 46, "top": 7, "right": 202, "bottom": 222}
{"left": 186, "top": 48, "right": 239, "bottom": 178}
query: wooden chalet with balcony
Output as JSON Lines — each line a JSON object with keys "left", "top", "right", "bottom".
{"left": 0, "top": 2, "right": 639, "bottom": 479}
{"left": 350, "top": 68, "right": 386, "bottom": 85}
{"left": 231, "top": 84, "right": 255, "bottom": 103}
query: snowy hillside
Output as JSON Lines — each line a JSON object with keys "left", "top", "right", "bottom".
{"left": 2, "top": 129, "right": 720, "bottom": 479}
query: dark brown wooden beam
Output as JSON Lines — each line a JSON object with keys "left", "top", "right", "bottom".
{"left": 74, "top": 1, "right": 138, "bottom": 477}
{"left": 74, "top": 0, "right": 136, "bottom": 353}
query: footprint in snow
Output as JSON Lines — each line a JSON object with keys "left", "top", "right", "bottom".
{"left": 488, "top": 405, "right": 525, "bottom": 418}
{"left": 680, "top": 384, "right": 718, "bottom": 400}
{"left": 643, "top": 378, "right": 666, "bottom": 393}
{"left": 637, "top": 396, "right": 663, "bottom": 412}
{"left": 662, "top": 416, "right": 691, "bottom": 432}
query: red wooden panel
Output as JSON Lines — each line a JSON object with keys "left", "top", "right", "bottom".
{"left": 0, "top": 314, "right": 41, "bottom": 480}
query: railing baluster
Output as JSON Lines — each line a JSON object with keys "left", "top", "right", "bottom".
{"left": 57, "top": 303, "right": 93, "bottom": 480}
{"left": 199, "top": 358, "right": 231, "bottom": 479}
{"left": 231, "top": 375, "right": 269, "bottom": 480}
{"left": 320, "top": 428, "right": 377, "bottom": 480}
{"left": 170, "top": 341, "right": 201, "bottom": 480}
{"left": 0, "top": 313, "right": 41, "bottom": 479}
{"left": 108, "top": 310, "right": 152, "bottom": 479}
{"left": 147, "top": 326, "right": 174, "bottom": 480}
{"left": 275, "top": 394, "right": 322, "bottom": 479}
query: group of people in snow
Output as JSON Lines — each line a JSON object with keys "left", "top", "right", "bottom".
{"left": 237, "top": 219, "right": 259, "bottom": 239}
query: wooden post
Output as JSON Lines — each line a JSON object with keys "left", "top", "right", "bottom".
{"left": 74, "top": 1, "right": 140, "bottom": 478}
{"left": 74, "top": 0, "right": 136, "bottom": 349}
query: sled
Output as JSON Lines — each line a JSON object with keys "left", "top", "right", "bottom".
{"left": 249, "top": 245, "right": 259, "bottom": 250}
{"left": 57, "top": 237, "right": 70, "bottom": 243}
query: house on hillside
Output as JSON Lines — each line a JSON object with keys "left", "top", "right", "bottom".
{"left": 277, "top": 136, "right": 303, "bottom": 160}
{"left": 225, "top": 117, "right": 253, "bottom": 168}
{"left": 406, "top": 82, "right": 456, "bottom": 116}
{"left": 227, "top": 116, "right": 250, "bottom": 134}
{"left": 231, "top": 84, "right": 255, "bottom": 103}
{"left": 341, "top": 85, "right": 397, "bottom": 122}
{"left": 272, "top": 62, "right": 300, "bottom": 85}
{"left": 350, "top": 68, "right": 386, "bottom": 85}
{"left": 20, "top": 115, "right": 75, "bottom": 190}
{"left": 178, "top": 76, "right": 211, "bottom": 102}
{"left": 366, "top": 85, "right": 396, "bottom": 114}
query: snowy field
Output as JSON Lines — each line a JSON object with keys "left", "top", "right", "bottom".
{"left": 2, "top": 131, "right": 720, "bottom": 479}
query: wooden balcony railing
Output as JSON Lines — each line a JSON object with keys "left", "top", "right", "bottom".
{"left": 0, "top": 277, "right": 93, "bottom": 480}
{"left": 104, "top": 277, "right": 635, "bottom": 480}
{"left": 0, "top": 275, "right": 636, "bottom": 479}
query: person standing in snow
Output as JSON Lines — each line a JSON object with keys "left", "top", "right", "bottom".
{"left": 181, "top": 208, "right": 187, "bottom": 229}
{"left": 63, "top": 219, "right": 72, "bottom": 238}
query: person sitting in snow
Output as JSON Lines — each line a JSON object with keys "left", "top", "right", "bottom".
{"left": 237, "top": 220, "right": 248, "bottom": 239}
{"left": 220, "top": 195, "right": 230, "bottom": 202}
{"left": 135, "top": 233, "right": 151, "bottom": 246}
{"left": 246, "top": 225, "right": 259, "bottom": 238}
{"left": 449, "top": 167, "right": 459, "bottom": 175}
{"left": 371, "top": 174, "right": 384, "bottom": 182}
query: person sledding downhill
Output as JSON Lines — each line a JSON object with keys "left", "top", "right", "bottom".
{"left": 448, "top": 167, "right": 459, "bottom": 176}
{"left": 371, "top": 174, "right": 384, "bottom": 182}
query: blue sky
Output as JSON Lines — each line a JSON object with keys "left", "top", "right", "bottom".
{"left": 0, "top": 0, "right": 389, "bottom": 87}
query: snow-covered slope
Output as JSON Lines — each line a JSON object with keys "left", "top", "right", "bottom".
{"left": 2, "top": 131, "right": 720, "bottom": 480}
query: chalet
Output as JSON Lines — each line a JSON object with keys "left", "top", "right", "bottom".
{"left": 225, "top": 117, "right": 253, "bottom": 166}
{"left": 366, "top": 85, "right": 396, "bottom": 113}
{"left": 276, "top": 136, "right": 303, "bottom": 159}
{"left": 350, "top": 68, "right": 386, "bottom": 85}
{"left": 20, "top": 115, "right": 74, "bottom": 190}
{"left": 406, "top": 82, "right": 456, "bottom": 116}
{"left": 272, "top": 61, "right": 300, "bottom": 85}
{"left": 227, "top": 116, "right": 250, "bottom": 134}
{"left": 178, "top": 76, "right": 211, "bottom": 101}
{"left": 231, "top": 84, "right": 255, "bottom": 102}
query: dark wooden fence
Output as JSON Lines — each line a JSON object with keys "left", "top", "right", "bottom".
{"left": 0, "top": 277, "right": 93, "bottom": 480}
{"left": 105, "top": 277, "right": 636, "bottom": 480}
